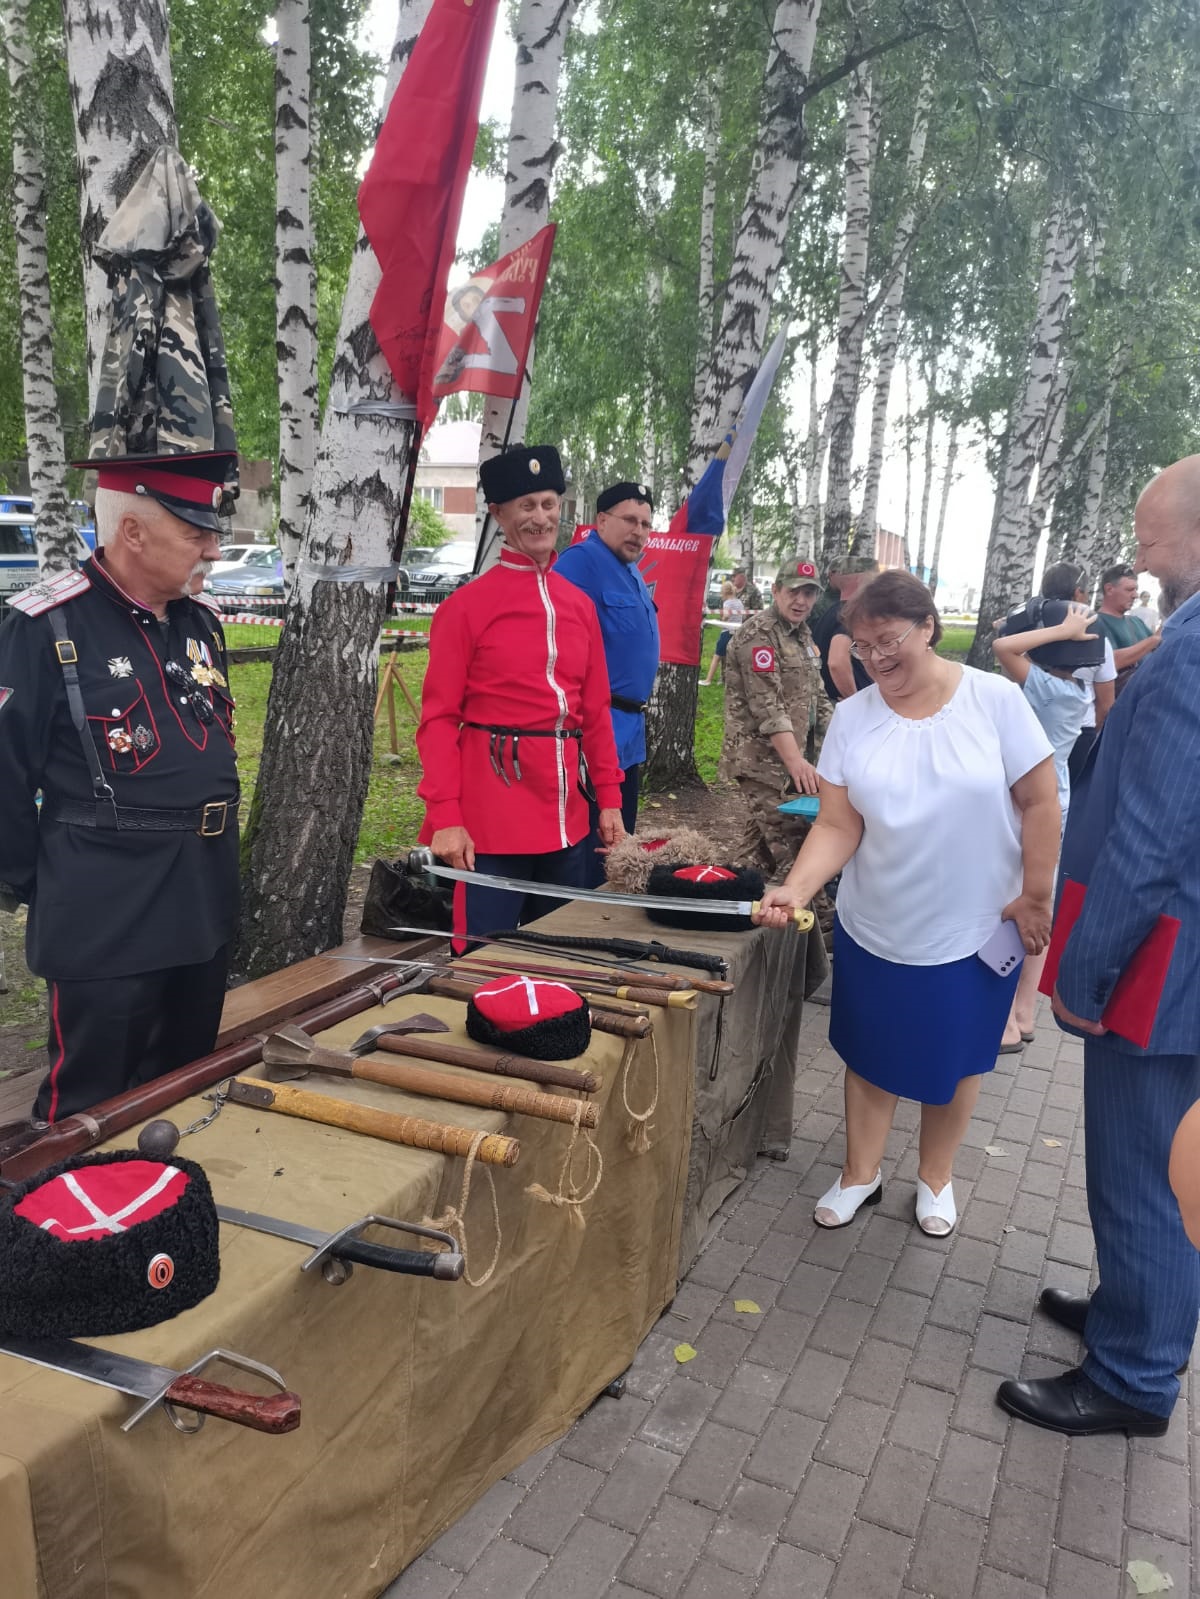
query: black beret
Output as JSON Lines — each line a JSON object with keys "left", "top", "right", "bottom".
{"left": 645, "top": 863, "right": 765, "bottom": 933}
{"left": 597, "top": 481, "right": 654, "bottom": 515}
{"left": 999, "top": 597, "right": 1105, "bottom": 670}
{"left": 480, "top": 445, "right": 566, "bottom": 504}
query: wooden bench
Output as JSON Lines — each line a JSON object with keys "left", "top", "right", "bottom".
{"left": 0, "top": 932, "right": 446, "bottom": 1130}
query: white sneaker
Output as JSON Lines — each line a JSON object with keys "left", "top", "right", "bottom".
{"left": 813, "top": 1170, "right": 883, "bottom": 1228}
{"left": 916, "top": 1178, "right": 956, "bottom": 1236}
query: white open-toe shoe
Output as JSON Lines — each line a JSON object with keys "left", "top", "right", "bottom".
{"left": 915, "top": 1178, "right": 956, "bottom": 1236}
{"left": 813, "top": 1170, "right": 883, "bottom": 1228}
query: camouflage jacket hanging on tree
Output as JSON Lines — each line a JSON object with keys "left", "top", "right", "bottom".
{"left": 86, "top": 146, "right": 237, "bottom": 483}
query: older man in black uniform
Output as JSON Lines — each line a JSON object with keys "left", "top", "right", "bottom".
{"left": 0, "top": 146, "right": 241, "bottom": 1124}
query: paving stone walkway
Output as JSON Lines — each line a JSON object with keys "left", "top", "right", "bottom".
{"left": 384, "top": 1000, "right": 1196, "bottom": 1599}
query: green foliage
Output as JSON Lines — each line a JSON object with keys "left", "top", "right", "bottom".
{"left": 406, "top": 496, "right": 457, "bottom": 547}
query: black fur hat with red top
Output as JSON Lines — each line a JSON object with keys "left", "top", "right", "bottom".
{"left": 645, "top": 863, "right": 765, "bottom": 933}
{"left": 466, "top": 973, "right": 591, "bottom": 1061}
{"left": 0, "top": 1148, "right": 220, "bottom": 1338}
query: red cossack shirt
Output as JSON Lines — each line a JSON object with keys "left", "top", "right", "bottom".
{"left": 416, "top": 548, "right": 623, "bottom": 854}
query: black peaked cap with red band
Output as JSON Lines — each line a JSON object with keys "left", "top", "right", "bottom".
{"left": 84, "top": 452, "right": 239, "bottom": 534}
{"left": 645, "top": 862, "right": 765, "bottom": 933}
{"left": 0, "top": 1148, "right": 220, "bottom": 1339}
{"left": 465, "top": 974, "right": 591, "bottom": 1061}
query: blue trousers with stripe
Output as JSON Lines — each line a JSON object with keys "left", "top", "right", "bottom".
{"left": 1081, "top": 1034, "right": 1200, "bottom": 1415}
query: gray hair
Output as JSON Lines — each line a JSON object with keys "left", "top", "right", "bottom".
{"left": 94, "top": 487, "right": 164, "bottom": 545}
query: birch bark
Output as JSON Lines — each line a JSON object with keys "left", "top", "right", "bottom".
{"left": 61, "top": 0, "right": 176, "bottom": 411}
{"left": 275, "top": 0, "right": 318, "bottom": 590}
{"left": 927, "top": 340, "right": 966, "bottom": 598}
{"left": 915, "top": 350, "right": 939, "bottom": 576}
{"left": 234, "top": 0, "right": 433, "bottom": 978}
{"left": 3, "top": 0, "right": 76, "bottom": 572}
{"left": 855, "top": 65, "right": 933, "bottom": 557}
{"left": 967, "top": 194, "right": 1084, "bottom": 668}
{"left": 818, "top": 61, "right": 876, "bottom": 573}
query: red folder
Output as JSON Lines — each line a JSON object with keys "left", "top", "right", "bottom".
{"left": 1039, "top": 878, "right": 1180, "bottom": 1047}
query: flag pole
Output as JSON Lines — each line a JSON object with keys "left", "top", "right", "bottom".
{"left": 473, "top": 366, "right": 530, "bottom": 574}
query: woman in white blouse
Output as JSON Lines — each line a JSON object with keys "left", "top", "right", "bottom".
{"left": 755, "top": 572, "right": 1060, "bottom": 1237}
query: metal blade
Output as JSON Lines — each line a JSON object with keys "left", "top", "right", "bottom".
{"left": 0, "top": 1335, "right": 177, "bottom": 1400}
{"left": 217, "top": 1205, "right": 327, "bottom": 1252}
{"left": 413, "top": 858, "right": 755, "bottom": 917}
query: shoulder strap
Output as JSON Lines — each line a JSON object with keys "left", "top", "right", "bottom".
{"left": 8, "top": 568, "right": 90, "bottom": 617}
{"left": 44, "top": 608, "right": 118, "bottom": 826}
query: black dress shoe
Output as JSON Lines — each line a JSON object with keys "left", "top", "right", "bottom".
{"left": 1038, "top": 1287, "right": 1189, "bottom": 1373}
{"left": 1039, "top": 1286, "right": 1089, "bottom": 1336}
{"left": 996, "top": 1367, "right": 1168, "bottom": 1437}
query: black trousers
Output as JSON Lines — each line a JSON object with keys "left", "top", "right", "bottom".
{"left": 35, "top": 946, "right": 230, "bottom": 1123}
{"left": 582, "top": 763, "right": 642, "bottom": 888}
{"left": 1069, "top": 725, "right": 1100, "bottom": 785}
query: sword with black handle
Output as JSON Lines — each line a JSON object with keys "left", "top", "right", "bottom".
{"left": 0, "top": 1338, "right": 301, "bottom": 1435}
{"left": 407, "top": 848, "right": 815, "bottom": 929}
{"left": 216, "top": 1205, "right": 464, "bottom": 1284}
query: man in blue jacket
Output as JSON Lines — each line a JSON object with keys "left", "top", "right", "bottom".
{"left": 997, "top": 454, "right": 1200, "bottom": 1437}
{"left": 555, "top": 482, "right": 660, "bottom": 884}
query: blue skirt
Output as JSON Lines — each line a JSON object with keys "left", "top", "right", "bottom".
{"left": 829, "top": 918, "right": 1019, "bottom": 1105}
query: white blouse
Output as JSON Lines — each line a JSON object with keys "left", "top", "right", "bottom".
{"left": 817, "top": 665, "right": 1053, "bottom": 965}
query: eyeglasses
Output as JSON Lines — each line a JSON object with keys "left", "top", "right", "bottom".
{"left": 608, "top": 513, "right": 653, "bottom": 534}
{"left": 165, "top": 660, "right": 214, "bottom": 725}
{"left": 849, "top": 619, "right": 920, "bottom": 662}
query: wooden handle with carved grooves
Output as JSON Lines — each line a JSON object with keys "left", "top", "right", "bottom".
{"left": 232, "top": 1078, "right": 520, "bottom": 1165}
{"left": 350, "top": 1056, "right": 597, "bottom": 1128}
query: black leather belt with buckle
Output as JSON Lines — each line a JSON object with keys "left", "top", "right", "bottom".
{"left": 50, "top": 798, "right": 237, "bottom": 835}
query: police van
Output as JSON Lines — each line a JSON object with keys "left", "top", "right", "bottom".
{"left": 0, "top": 500, "right": 93, "bottom": 606}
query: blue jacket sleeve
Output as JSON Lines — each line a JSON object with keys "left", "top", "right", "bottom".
{"left": 1058, "top": 630, "right": 1200, "bottom": 1019}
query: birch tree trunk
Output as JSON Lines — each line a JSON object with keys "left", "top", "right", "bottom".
{"left": 3, "top": 0, "right": 76, "bottom": 573}
{"left": 966, "top": 194, "right": 1084, "bottom": 669}
{"left": 234, "top": 0, "right": 433, "bottom": 978}
{"left": 915, "top": 350, "right": 939, "bottom": 576}
{"left": 927, "top": 340, "right": 967, "bottom": 598}
{"left": 819, "top": 61, "right": 876, "bottom": 573}
{"left": 855, "top": 64, "right": 933, "bottom": 557}
{"left": 62, "top": 0, "right": 177, "bottom": 410}
{"left": 1024, "top": 352, "right": 1073, "bottom": 561}
{"left": 1071, "top": 397, "right": 1113, "bottom": 578}
{"left": 275, "top": 0, "right": 317, "bottom": 590}
{"left": 690, "top": 6, "right": 726, "bottom": 431}
{"left": 690, "top": 0, "right": 823, "bottom": 458}
{"left": 902, "top": 355, "right": 913, "bottom": 564}
{"left": 476, "top": 0, "right": 580, "bottom": 551}
{"left": 797, "top": 326, "right": 824, "bottom": 556}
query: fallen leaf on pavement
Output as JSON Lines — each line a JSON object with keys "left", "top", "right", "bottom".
{"left": 734, "top": 1300, "right": 761, "bottom": 1315}
{"left": 1041, "top": 1138, "right": 1063, "bottom": 1148}
{"left": 984, "top": 1145, "right": 1008, "bottom": 1158}
{"left": 1126, "top": 1560, "right": 1174, "bottom": 1594}
{"left": 674, "top": 1343, "right": 697, "bottom": 1364}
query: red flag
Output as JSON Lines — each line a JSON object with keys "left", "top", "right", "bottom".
{"left": 357, "top": 0, "right": 501, "bottom": 431}
{"left": 431, "top": 224, "right": 556, "bottom": 404}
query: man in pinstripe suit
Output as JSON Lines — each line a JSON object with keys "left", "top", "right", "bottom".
{"left": 998, "top": 455, "right": 1200, "bottom": 1436}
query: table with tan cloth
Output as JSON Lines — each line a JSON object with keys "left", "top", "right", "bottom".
{"left": 0, "top": 907, "right": 816, "bottom": 1598}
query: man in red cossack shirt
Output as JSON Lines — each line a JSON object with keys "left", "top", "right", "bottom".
{"left": 415, "top": 445, "right": 625, "bottom": 939}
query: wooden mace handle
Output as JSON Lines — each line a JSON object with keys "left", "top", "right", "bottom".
{"left": 611, "top": 985, "right": 695, "bottom": 1009}
{"left": 351, "top": 1056, "right": 597, "bottom": 1128}
{"left": 429, "top": 975, "right": 648, "bottom": 1038}
{"left": 233, "top": 1078, "right": 520, "bottom": 1166}
{"left": 368, "top": 1031, "right": 599, "bottom": 1093}
{"left": 163, "top": 1375, "right": 302, "bottom": 1434}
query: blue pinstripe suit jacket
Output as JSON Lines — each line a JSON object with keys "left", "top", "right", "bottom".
{"left": 1058, "top": 588, "right": 1200, "bottom": 1057}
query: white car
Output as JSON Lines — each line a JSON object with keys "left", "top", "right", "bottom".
{"left": 209, "top": 544, "right": 281, "bottom": 578}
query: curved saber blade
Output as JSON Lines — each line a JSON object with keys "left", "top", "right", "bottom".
{"left": 408, "top": 851, "right": 813, "bottom": 930}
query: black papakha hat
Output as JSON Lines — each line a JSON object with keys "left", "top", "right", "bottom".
{"left": 0, "top": 1149, "right": 220, "bottom": 1339}
{"left": 1000, "top": 597, "right": 1105, "bottom": 670}
{"left": 597, "top": 481, "right": 654, "bottom": 514}
{"left": 466, "top": 974, "right": 591, "bottom": 1061}
{"left": 480, "top": 445, "right": 566, "bottom": 504}
{"left": 645, "top": 863, "right": 765, "bottom": 933}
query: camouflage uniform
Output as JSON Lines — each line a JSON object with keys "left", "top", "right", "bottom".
{"left": 723, "top": 604, "right": 833, "bottom": 875}
{"left": 87, "top": 147, "right": 238, "bottom": 494}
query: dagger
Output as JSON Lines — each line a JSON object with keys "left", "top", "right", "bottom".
{"left": 407, "top": 848, "right": 814, "bottom": 930}
{"left": 215, "top": 1206, "right": 464, "bottom": 1284}
{"left": 0, "top": 1337, "right": 301, "bottom": 1434}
